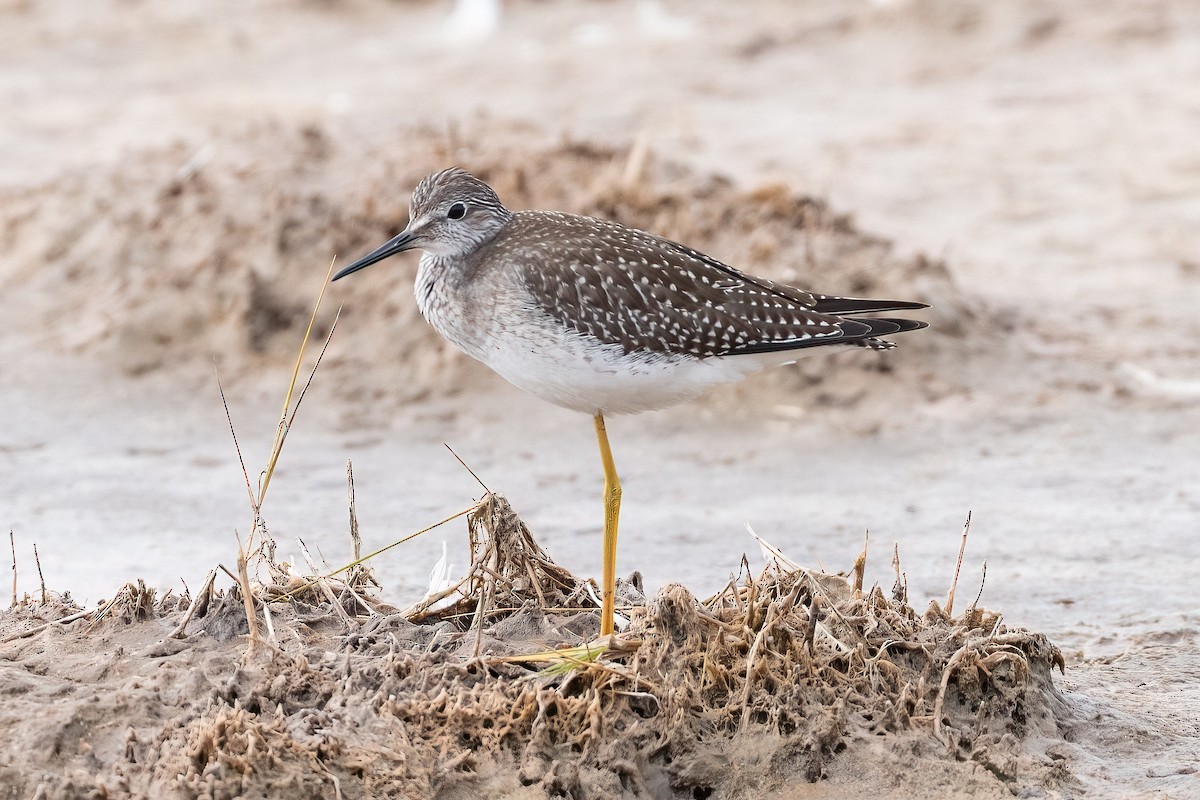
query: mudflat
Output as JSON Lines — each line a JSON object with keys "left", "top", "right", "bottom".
{"left": 1, "top": 1, "right": 1197, "bottom": 797}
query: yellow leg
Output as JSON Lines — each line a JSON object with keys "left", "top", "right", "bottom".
{"left": 593, "top": 412, "right": 622, "bottom": 636}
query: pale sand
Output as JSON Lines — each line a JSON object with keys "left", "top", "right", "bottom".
{"left": 1, "top": 1, "right": 1198, "bottom": 797}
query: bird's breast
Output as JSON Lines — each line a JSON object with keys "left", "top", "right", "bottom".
{"left": 415, "top": 253, "right": 511, "bottom": 363}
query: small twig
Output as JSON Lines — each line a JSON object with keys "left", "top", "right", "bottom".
{"left": 308, "top": 752, "right": 343, "bottom": 800}
{"left": 945, "top": 511, "right": 972, "bottom": 617}
{"left": 402, "top": 572, "right": 474, "bottom": 621}
{"left": 170, "top": 568, "right": 218, "bottom": 639}
{"left": 729, "top": 580, "right": 747, "bottom": 618}
{"left": 234, "top": 529, "right": 261, "bottom": 648}
{"left": 1, "top": 606, "right": 94, "bottom": 643}
{"left": 310, "top": 539, "right": 335, "bottom": 573}
{"left": 473, "top": 561, "right": 511, "bottom": 588}
{"left": 260, "top": 260, "right": 339, "bottom": 509}
{"left": 299, "top": 540, "right": 351, "bottom": 624}
{"left": 891, "top": 542, "right": 907, "bottom": 604}
{"left": 852, "top": 528, "right": 869, "bottom": 597}
{"left": 33, "top": 544, "right": 47, "bottom": 604}
{"left": 703, "top": 574, "right": 738, "bottom": 611}
{"left": 471, "top": 539, "right": 501, "bottom": 658}
{"left": 215, "top": 366, "right": 256, "bottom": 515}
{"left": 695, "top": 604, "right": 744, "bottom": 633}
{"left": 340, "top": 581, "right": 380, "bottom": 618}
{"left": 255, "top": 307, "right": 344, "bottom": 541}
{"left": 261, "top": 591, "right": 277, "bottom": 643}
{"left": 282, "top": 304, "right": 342, "bottom": 436}
{"left": 744, "top": 566, "right": 760, "bottom": 630}
{"left": 444, "top": 443, "right": 490, "bottom": 494}
{"left": 83, "top": 590, "right": 127, "bottom": 631}
{"left": 746, "top": 525, "right": 802, "bottom": 573}
{"left": 798, "top": 568, "right": 868, "bottom": 647}
{"left": 739, "top": 603, "right": 778, "bottom": 731}
{"left": 814, "top": 621, "right": 853, "bottom": 653}
{"left": 8, "top": 530, "right": 16, "bottom": 609}
{"left": 347, "top": 460, "right": 361, "bottom": 562}
{"left": 967, "top": 561, "right": 988, "bottom": 620}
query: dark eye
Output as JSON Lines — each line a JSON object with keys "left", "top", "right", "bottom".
{"left": 447, "top": 203, "right": 466, "bottom": 220}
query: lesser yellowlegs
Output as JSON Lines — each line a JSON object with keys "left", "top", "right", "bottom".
{"left": 333, "top": 168, "right": 928, "bottom": 636}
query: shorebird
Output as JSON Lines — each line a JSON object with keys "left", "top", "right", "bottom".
{"left": 333, "top": 168, "right": 928, "bottom": 636}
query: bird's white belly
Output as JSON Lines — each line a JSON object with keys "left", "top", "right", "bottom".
{"left": 472, "top": 316, "right": 783, "bottom": 415}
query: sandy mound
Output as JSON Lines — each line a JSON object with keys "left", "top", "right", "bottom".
{"left": 0, "top": 495, "right": 1072, "bottom": 800}
{"left": 0, "top": 121, "right": 974, "bottom": 408}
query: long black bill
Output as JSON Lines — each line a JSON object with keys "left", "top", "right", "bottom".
{"left": 332, "top": 229, "right": 416, "bottom": 281}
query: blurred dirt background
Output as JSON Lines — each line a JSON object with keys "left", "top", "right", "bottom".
{"left": 1, "top": 0, "right": 1198, "bottom": 796}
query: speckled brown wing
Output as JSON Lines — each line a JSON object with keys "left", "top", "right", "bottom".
{"left": 504, "top": 211, "right": 923, "bottom": 358}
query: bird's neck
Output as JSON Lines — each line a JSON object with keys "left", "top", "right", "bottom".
{"left": 415, "top": 253, "right": 485, "bottom": 358}
{"left": 415, "top": 253, "right": 455, "bottom": 320}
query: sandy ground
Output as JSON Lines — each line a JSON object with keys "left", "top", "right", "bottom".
{"left": 2, "top": 0, "right": 1200, "bottom": 796}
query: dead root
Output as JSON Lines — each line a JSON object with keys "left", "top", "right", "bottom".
{"left": 404, "top": 493, "right": 595, "bottom": 629}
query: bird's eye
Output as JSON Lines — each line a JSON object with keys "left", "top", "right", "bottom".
{"left": 447, "top": 203, "right": 466, "bottom": 220}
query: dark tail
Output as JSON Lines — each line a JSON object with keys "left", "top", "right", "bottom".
{"left": 728, "top": 315, "right": 928, "bottom": 355}
{"left": 812, "top": 296, "right": 930, "bottom": 316}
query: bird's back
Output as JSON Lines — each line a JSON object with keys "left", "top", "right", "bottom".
{"left": 468, "top": 209, "right": 926, "bottom": 361}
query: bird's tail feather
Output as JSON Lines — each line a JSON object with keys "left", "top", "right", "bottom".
{"left": 812, "top": 296, "right": 930, "bottom": 316}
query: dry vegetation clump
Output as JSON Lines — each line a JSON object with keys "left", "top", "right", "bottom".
{"left": 0, "top": 494, "right": 1073, "bottom": 800}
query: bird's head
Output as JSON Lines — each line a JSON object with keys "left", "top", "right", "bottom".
{"left": 332, "top": 168, "right": 512, "bottom": 281}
